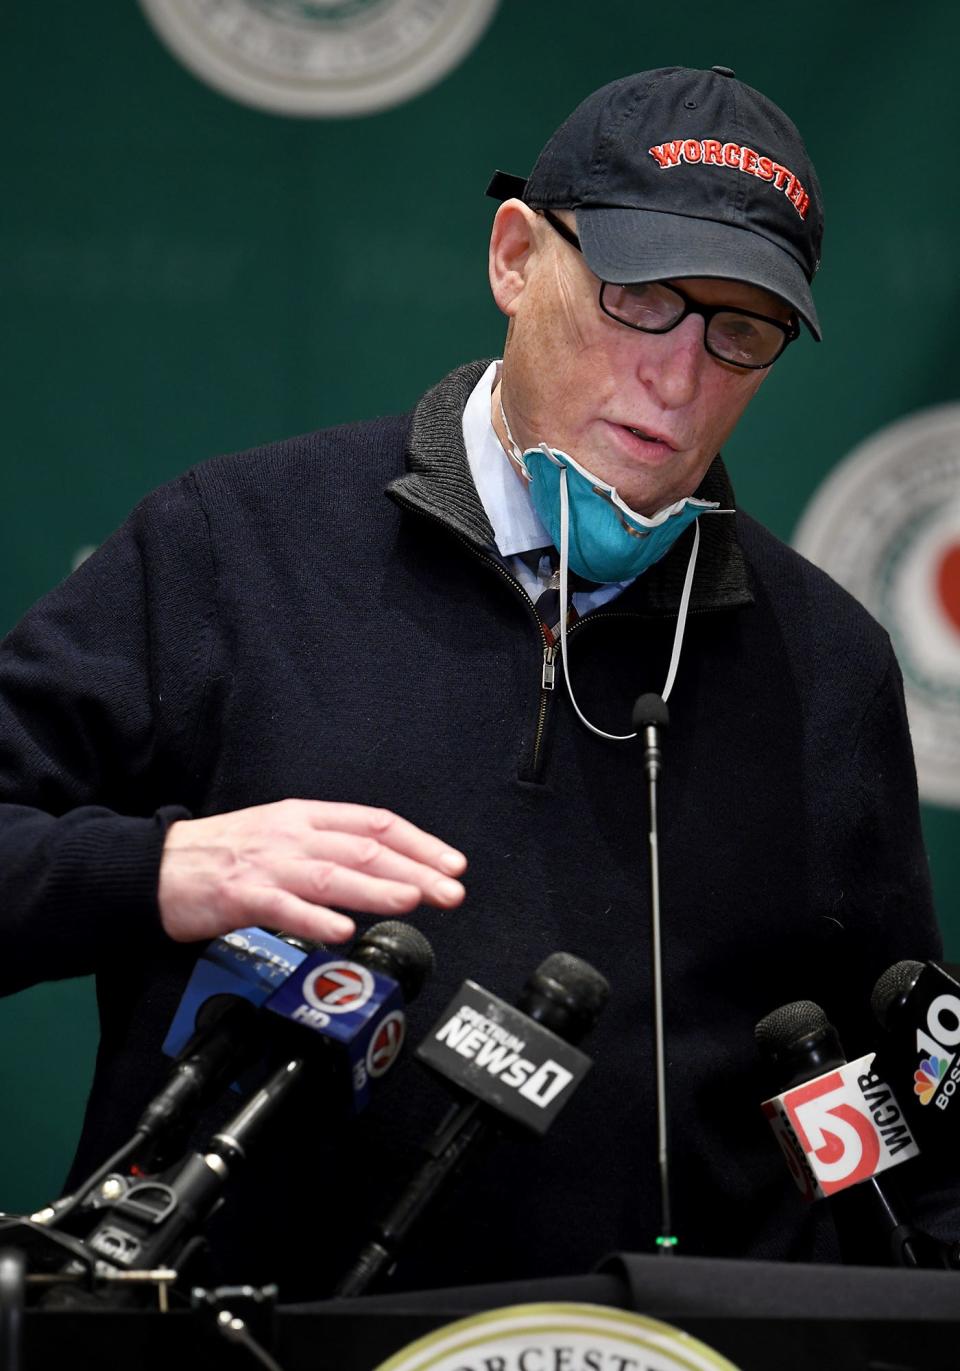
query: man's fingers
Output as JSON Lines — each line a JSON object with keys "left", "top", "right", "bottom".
{"left": 242, "top": 886, "right": 357, "bottom": 944}
{"left": 301, "top": 831, "right": 465, "bottom": 907}
{"left": 268, "top": 858, "right": 425, "bottom": 918}
{"left": 303, "top": 802, "right": 467, "bottom": 876}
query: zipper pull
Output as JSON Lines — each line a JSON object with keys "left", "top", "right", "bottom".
{"left": 541, "top": 644, "right": 557, "bottom": 691}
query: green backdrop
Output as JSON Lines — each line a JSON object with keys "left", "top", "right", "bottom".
{"left": 2, "top": 1, "right": 959, "bottom": 1214}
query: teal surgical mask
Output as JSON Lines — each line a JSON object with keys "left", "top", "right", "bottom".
{"left": 520, "top": 443, "right": 718, "bottom": 584}
{"left": 496, "top": 395, "right": 723, "bottom": 584}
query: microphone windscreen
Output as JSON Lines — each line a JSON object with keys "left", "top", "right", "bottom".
{"left": 354, "top": 921, "right": 435, "bottom": 1003}
{"left": 632, "top": 693, "right": 670, "bottom": 730}
{"left": 518, "top": 952, "right": 610, "bottom": 1043}
{"left": 755, "top": 999, "right": 829, "bottom": 1055}
{"left": 871, "top": 959, "right": 925, "bottom": 1031}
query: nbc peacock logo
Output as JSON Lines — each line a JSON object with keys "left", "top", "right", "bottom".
{"left": 915, "top": 1055, "right": 949, "bottom": 1105}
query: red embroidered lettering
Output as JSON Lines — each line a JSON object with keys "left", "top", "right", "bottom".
{"left": 647, "top": 134, "right": 812, "bottom": 219}
{"left": 648, "top": 141, "right": 684, "bottom": 168}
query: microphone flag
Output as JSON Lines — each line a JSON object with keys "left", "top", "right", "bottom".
{"left": 416, "top": 978, "right": 593, "bottom": 1134}
{"left": 762, "top": 1053, "right": 919, "bottom": 1200}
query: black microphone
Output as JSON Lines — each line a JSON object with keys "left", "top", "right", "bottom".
{"left": 632, "top": 691, "right": 669, "bottom": 782}
{"left": 871, "top": 960, "right": 960, "bottom": 1148}
{"left": 52, "top": 923, "right": 435, "bottom": 1294}
{"left": 755, "top": 999, "right": 941, "bottom": 1268}
{"left": 631, "top": 691, "right": 674, "bottom": 1254}
{"left": 136, "top": 923, "right": 433, "bottom": 1165}
{"left": 334, "top": 952, "right": 610, "bottom": 1297}
{"left": 38, "top": 931, "right": 311, "bottom": 1232}
{"left": 141, "top": 928, "right": 316, "bottom": 1151}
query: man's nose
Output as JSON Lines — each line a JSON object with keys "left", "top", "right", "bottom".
{"left": 637, "top": 314, "right": 705, "bottom": 408}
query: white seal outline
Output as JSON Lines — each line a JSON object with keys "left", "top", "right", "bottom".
{"left": 138, "top": 0, "right": 501, "bottom": 118}
{"left": 794, "top": 403, "right": 960, "bottom": 809}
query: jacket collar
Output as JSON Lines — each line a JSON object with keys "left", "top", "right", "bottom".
{"left": 388, "top": 360, "right": 754, "bottom": 616}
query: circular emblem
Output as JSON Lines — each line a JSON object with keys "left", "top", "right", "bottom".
{"left": 793, "top": 404, "right": 960, "bottom": 808}
{"left": 138, "top": 0, "right": 501, "bottom": 118}
{"left": 373, "top": 1302, "right": 741, "bottom": 1371}
{"left": 303, "top": 959, "right": 375, "bottom": 1013}
{"left": 366, "top": 1009, "right": 406, "bottom": 1077}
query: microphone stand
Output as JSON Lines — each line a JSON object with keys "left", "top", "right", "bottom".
{"left": 633, "top": 693, "right": 677, "bottom": 1255}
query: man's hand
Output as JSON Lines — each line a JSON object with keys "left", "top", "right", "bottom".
{"left": 157, "top": 799, "right": 467, "bottom": 945}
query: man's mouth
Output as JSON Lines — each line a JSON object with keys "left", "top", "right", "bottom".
{"left": 623, "top": 424, "right": 677, "bottom": 449}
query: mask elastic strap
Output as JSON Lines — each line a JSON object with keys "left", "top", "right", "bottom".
{"left": 557, "top": 466, "right": 701, "bottom": 741}
{"left": 662, "top": 517, "right": 700, "bottom": 703}
{"left": 497, "top": 392, "right": 531, "bottom": 478}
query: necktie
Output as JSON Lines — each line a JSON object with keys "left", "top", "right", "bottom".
{"left": 521, "top": 547, "right": 599, "bottom": 643}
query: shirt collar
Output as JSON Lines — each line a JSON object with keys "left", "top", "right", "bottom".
{"left": 461, "top": 360, "right": 552, "bottom": 558}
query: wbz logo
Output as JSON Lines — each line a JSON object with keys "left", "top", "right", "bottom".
{"left": 762, "top": 1054, "right": 919, "bottom": 1200}
{"left": 912, "top": 989, "right": 960, "bottom": 1110}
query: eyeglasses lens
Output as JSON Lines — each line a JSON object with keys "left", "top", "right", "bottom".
{"left": 600, "top": 282, "right": 785, "bottom": 369}
{"left": 602, "top": 282, "right": 685, "bottom": 331}
{"left": 706, "top": 313, "right": 785, "bottom": 368}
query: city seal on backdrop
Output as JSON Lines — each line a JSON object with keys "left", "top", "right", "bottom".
{"left": 138, "top": 0, "right": 500, "bottom": 117}
{"left": 793, "top": 403, "right": 960, "bottom": 809}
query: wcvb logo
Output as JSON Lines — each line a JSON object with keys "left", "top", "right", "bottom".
{"left": 781, "top": 1071, "right": 880, "bottom": 1196}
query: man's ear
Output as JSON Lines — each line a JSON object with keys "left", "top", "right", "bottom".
{"left": 488, "top": 200, "right": 540, "bottom": 318}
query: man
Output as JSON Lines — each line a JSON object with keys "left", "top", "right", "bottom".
{"left": 0, "top": 67, "right": 945, "bottom": 1295}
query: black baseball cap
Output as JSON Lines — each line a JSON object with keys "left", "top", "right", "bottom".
{"left": 487, "top": 66, "right": 823, "bottom": 339}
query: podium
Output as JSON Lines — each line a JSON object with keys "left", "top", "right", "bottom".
{"left": 16, "top": 1255, "right": 960, "bottom": 1370}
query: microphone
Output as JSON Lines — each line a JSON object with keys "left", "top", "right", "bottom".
{"left": 334, "top": 952, "right": 609, "bottom": 1297}
{"left": 631, "top": 692, "right": 674, "bottom": 1255}
{"left": 61, "top": 922, "right": 435, "bottom": 1291}
{"left": 36, "top": 928, "right": 312, "bottom": 1232}
{"left": 871, "top": 960, "right": 960, "bottom": 1144}
{"left": 415, "top": 952, "right": 606, "bottom": 1130}
{"left": 139, "top": 928, "right": 310, "bottom": 1150}
{"left": 755, "top": 999, "right": 934, "bottom": 1267}
{"left": 161, "top": 925, "right": 309, "bottom": 1063}
{"left": 632, "top": 692, "right": 669, "bottom": 782}
{"left": 262, "top": 921, "right": 434, "bottom": 1113}
{"left": 147, "top": 919, "right": 436, "bottom": 1144}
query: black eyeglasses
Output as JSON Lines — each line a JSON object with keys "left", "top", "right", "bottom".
{"left": 540, "top": 210, "right": 799, "bottom": 371}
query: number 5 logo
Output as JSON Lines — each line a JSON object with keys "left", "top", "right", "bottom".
{"left": 783, "top": 1070, "right": 881, "bottom": 1195}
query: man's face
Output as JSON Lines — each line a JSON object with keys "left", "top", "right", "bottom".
{"left": 492, "top": 206, "right": 792, "bottom": 515}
